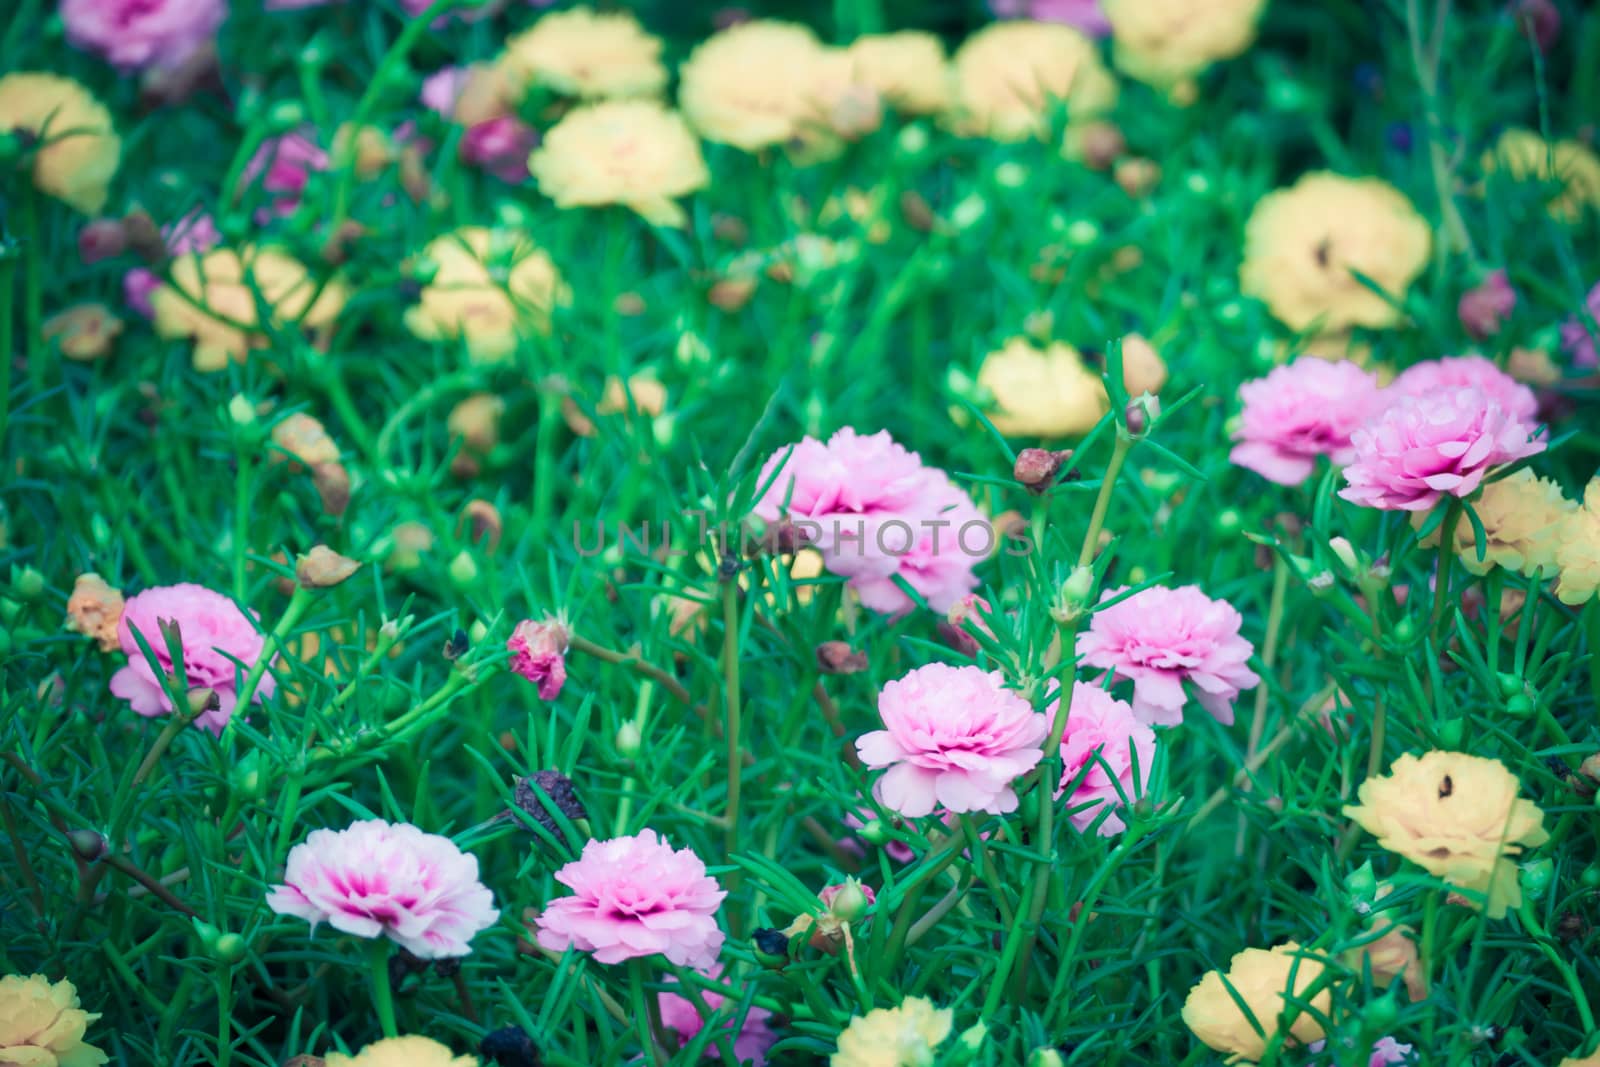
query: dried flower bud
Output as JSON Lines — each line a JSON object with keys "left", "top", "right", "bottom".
{"left": 815, "top": 640, "right": 868, "bottom": 675}
{"left": 1506, "top": 346, "right": 1560, "bottom": 387}
{"left": 296, "top": 546, "right": 361, "bottom": 589}
{"left": 386, "top": 521, "right": 435, "bottom": 573}
{"left": 448, "top": 394, "right": 505, "bottom": 455}
{"left": 319, "top": 220, "right": 366, "bottom": 267}
{"left": 442, "top": 628, "right": 470, "bottom": 661}
{"left": 388, "top": 947, "right": 431, "bottom": 987}
{"left": 1510, "top": 0, "right": 1560, "bottom": 51}
{"left": 1078, "top": 121, "right": 1126, "bottom": 171}
{"left": 1114, "top": 157, "right": 1161, "bottom": 198}
{"left": 708, "top": 276, "right": 757, "bottom": 312}
{"left": 513, "top": 770, "right": 589, "bottom": 834}
{"left": 311, "top": 462, "right": 351, "bottom": 516}
{"left": 1119, "top": 334, "right": 1168, "bottom": 396}
{"left": 899, "top": 190, "right": 935, "bottom": 232}
{"left": 480, "top": 1025, "right": 541, "bottom": 1067}
{"left": 78, "top": 218, "right": 127, "bottom": 264}
{"left": 121, "top": 209, "right": 165, "bottom": 262}
{"left": 458, "top": 500, "right": 504, "bottom": 554}
{"left": 1458, "top": 270, "right": 1516, "bottom": 339}
{"left": 271, "top": 413, "right": 340, "bottom": 469}
{"left": 1013, "top": 448, "right": 1068, "bottom": 493}
{"left": 65, "top": 572, "right": 124, "bottom": 652}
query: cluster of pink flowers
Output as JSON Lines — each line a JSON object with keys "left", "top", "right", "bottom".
{"left": 109, "top": 582, "right": 273, "bottom": 734}
{"left": 267, "top": 819, "right": 500, "bottom": 958}
{"left": 1309, "top": 1036, "right": 1414, "bottom": 1066}
{"left": 754, "top": 429, "right": 986, "bottom": 616}
{"left": 1562, "top": 279, "right": 1600, "bottom": 368}
{"left": 1052, "top": 681, "right": 1156, "bottom": 836}
{"left": 240, "top": 132, "right": 329, "bottom": 219}
{"left": 1233, "top": 355, "right": 1547, "bottom": 512}
{"left": 657, "top": 966, "right": 776, "bottom": 1065}
{"left": 857, "top": 664, "right": 1047, "bottom": 817}
{"left": 507, "top": 615, "right": 569, "bottom": 700}
{"left": 421, "top": 66, "right": 538, "bottom": 182}
{"left": 1077, "top": 585, "right": 1260, "bottom": 728}
{"left": 62, "top": 0, "right": 225, "bottom": 72}
{"left": 535, "top": 830, "right": 726, "bottom": 968}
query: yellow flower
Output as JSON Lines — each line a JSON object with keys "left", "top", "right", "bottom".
{"left": 1346, "top": 892, "right": 1427, "bottom": 1003}
{"left": 1344, "top": 751, "right": 1548, "bottom": 919}
{"left": 1412, "top": 469, "right": 1572, "bottom": 577}
{"left": 501, "top": 6, "right": 667, "bottom": 100}
{"left": 1482, "top": 128, "right": 1600, "bottom": 221}
{"left": 946, "top": 21, "right": 1118, "bottom": 143}
{"left": 1555, "top": 480, "right": 1600, "bottom": 606}
{"left": 333, "top": 122, "right": 395, "bottom": 178}
{"left": 1560, "top": 1049, "right": 1600, "bottom": 1067}
{"left": 1181, "top": 943, "right": 1329, "bottom": 1062}
{"left": 404, "top": 226, "right": 568, "bottom": 365}
{"left": 832, "top": 996, "right": 953, "bottom": 1067}
{"left": 1103, "top": 0, "right": 1269, "bottom": 88}
{"left": 530, "top": 100, "right": 709, "bottom": 227}
{"left": 42, "top": 302, "right": 123, "bottom": 361}
{"left": 846, "top": 31, "right": 949, "bottom": 115}
{"left": 65, "top": 573, "right": 125, "bottom": 652}
{"left": 0, "top": 974, "right": 110, "bottom": 1067}
{"left": 0, "top": 73, "right": 120, "bottom": 214}
{"left": 1240, "top": 172, "right": 1432, "bottom": 334}
{"left": 325, "top": 1036, "right": 478, "bottom": 1067}
{"left": 679, "top": 20, "right": 867, "bottom": 154}
{"left": 971, "top": 338, "right": 1109, "bottom": 438}
{"left": 150, "top": 246, "right": 348, "bottom": 372}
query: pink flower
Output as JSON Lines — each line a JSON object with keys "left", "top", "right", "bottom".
{"left": 1561, "top": 280, "right": 1600, "bottom": 368}
{"left": 1339, "top": 387, "right": 1545, "bottom": 512}
{"left": 1229, "top": 359, "right": 1384, "bottom": 485}
{"left": 267, "top": 819, "right": 499, "bottom": 958}
{"left": 535, "top": 830, "right": 726, "bottom": 967}
{"left": 818, "top": 880, "right": 876, "bottom": 916}
{"left": 841, "top": 801, "right": 917, "bottom": 864}
{"left": 755, "top": 429, "right": 987, "bottom": 615}
{"left": 1076, "top": 585, "right": 1260, "bottom": 727}
{"left": 1457, "top": 270, "right": 1516, "bottom": 339}
{"left": 1388, "top": 355, "right": 1538, "bottom": 422}
{"left": 991, "top": 0, "right": 1110, "bottom": 35}
{"left": 62, "top": 0, "right": 224, "bottom": 71}
{"left": 421, "top": 67, "right": 471, "bottom": 117}
{"left": 109, "top": 583, "right": 274, "bottom": 734}
{"left": 461, "top": 117, "right": 538, "bottom": 183}
{"left": 1051, "top": 682, "right": 1156, "bottom": 836}
{"left": 657, "top": 966, "right": 776, "bottom": 1065}
{"left": 1309, "top": 1036, "right": 1413, "bottom": 1066}
{"left": 78, "top": 219, "right": 127, "bottom": 264}
{"left": 123, "top": 210, "right": 221, "bottom": 319}
{"left": 507, "top": 616, "right": 569, "bottom": 700}
{"left": 857, "top": 664, "right": 1048, "bottom": 818}
{"left": 240, "top": 132, "right": 328, "bottom": 218}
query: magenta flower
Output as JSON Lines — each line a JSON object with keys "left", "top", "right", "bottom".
{"left": 1339, "top": 387, "right": 1545, "bottom": 511}
{"left": 1076, "top": 585, "right": 1260, "bottom": 727}
{"left": 109, "top": 583, "right": 274, "bottom": 734}
{"left": 857, "top": 664, "right": 1048, "bottom": 818}
{"left": 1229, "top": 359, "right": 1384, "bottom": 486}
{"left": 239, "top": 132, "right": 329, "bottom": 218}
{"left": 1051, "top": 681, "right": 1156, "bottom": 836}
{"left": 754, "top": 429, "right": 987, "bottom": 615}
{"left": 267, "top": 820, "right": 499, "bottom": 958}
{"left": 507, "top": 616, "right": 569, "bottom": 700}
{"left": 991, "top": 0, "right": 1110, "bottom": 35}
{"left": 1388, "top": 354, "right": 1538, "bottom": 422}
{"left": 536, "top": 830, "right": 726, "bottom": 968}
{"left": 1457, "top": 270, "right": 1516, "bottom": 339}
{"left": 461, "top": 117, "right": 539, "bottom": 183}
{"left": 657, "top": 966, "right": 776, "bottom": 1065}
{"left": 62, "top": 0, "right": 224, "bottom": 71}
{"left": 1309, "top": 1036, "right": 1413, "bottom": 1066}
{"left": 1561, "top": 280, "right": 1600, "bottom": 369}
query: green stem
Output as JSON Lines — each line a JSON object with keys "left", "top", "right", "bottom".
{"left": 722, "top": 581, "right": 743, "bottom": 867}
{"left": 627, "top": 960, "right": 664, "bottom": 1066}
{"left": 0, "top": 252, "right": 14, "bottom": 449}
{"left": 533, "top": 387, "right": 561, "bottom": 537}
{"left": 1586, "top": 602, "right": 1600, "bottom": 715}
{"left": 1077, "top": 435, "right": 1132, "bottom": 568}
{"left": 1430, "top": 498, "right": 1464, "bottom": 641}
{"left": 22, "top": 186, "right": 43, "bottom": 395}
{"left": 217, "top": 964, "right": 234, "bottom": 1067}
{"left": 369, "top": 938, "right": 398, "bottom": 1038}
{"left": 1520, "top": 901, "right": 1599, "bottom": 1033}
{"left": 233, "top": 449, "right": 252, "bottom": 602}
{"left": 957, "top": 814, "right": 1014, "bottom": 928}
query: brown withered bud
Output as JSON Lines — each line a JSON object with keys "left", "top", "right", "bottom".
{"left": 711, "top": 213, "right": 749, "bottom": 246}
{"left": 936, "top": 618, "right": 980, "bottom": 658}
{"left": 613, "top": 291, "right": 646, "bottom": 317}
{"left": 1114, "top": 157, "right": 1161, "bottom": 198}
{"left": 816, "top": 641, "right": 868, "bottom": 675}
{"left": 77, "top": 218, "right": 128, "bottom": 264}
{"left": 899, "top": 190, "right": 936, "bottom": 232}
{"left": 1556, "top": 912, "right": 1589, "bottom": 942}
{"left": 311, "top": 462, "right": 351, "bottom": 517}
{"left": 457, "top": 500, "right": 504, "bottom": 553}
{"left": 1510, "top": 0, "right": 1561, "bottom": 52}
{"left": 296, "top": 546, "right": 362, "bottom": 589}
{"left": 1078, "top": 121, "right": 1126, "bottom": 171}
{"left": 515, "top": 906, "right": 542, "bottom": 955}
{"left": 707, "top": 276, "right": 756, "bottom": 313}
{"left": 320, "top": 221, "right": 366, "bottom": 266}
{"left": 282, "top": 1057, "right": 326, "bottom": 1067}
{"left": 442, "top": 629, "right": 470, "bottom": 661}
{"left": 399, "top": 142, "right": 434, "bottom": 203}
{"left": 1013, "top": 448, "right": 1069, "bottom": 493}
{"left": 122, "top": 208, "right": 166, "bottom": 263}
{"left": 1578, "top": 753, "right": 1600, "bottom": 787}
{"left": 512, "top": 770, "right": 589, "bottom": 834}
{"left": 271, "top": 413, "right": 340, "bottom": 469}
{"left": 1273, "top": 512, "right": 1305, "bottom": 538}
{"left": 431, "top": 957, "right": 462, "bottom": 979}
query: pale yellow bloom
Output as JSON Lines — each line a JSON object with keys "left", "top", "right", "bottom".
{"left": 1483, "top": 128, "right": 1600, "bottom": 221}
{"left": 1103, "top": 0, "right": 1269, "bottom": 88}
{"left": 0, "top": 73, "right": 120, "bottom": 214}
{"left": 1181, "top": 943, "right": 1329, "bottom": 1062}
{"left": 502, "top": 6, "right": 667, "bottom": 100}
{"left": 1344, "top": 751, "right": 1548, "bottom": 919}
{"left": 42, "top": 302, "right": 122, "bottom": 361}
{"left": 150, "top": 246, "right": 347, "bottom": 372}
{"left": 1555, "top": 480, "right": 1600, "bottom": 605}
{"left": 946, "top": 21, "right": 1118, "bottom": 143}
{"left": 404, "top": 226, "right": 568, "bottom": 365}
{"left": 64, "top": 573, "right": 124, "bottom": 652}
{"left": 847, "top": 31, "right": 949, "bottom": 115}
{"left": 679, "top": 21, "right": 868, "bottom": 154}
{"left": 1413, "top": 469, "right": 1572, "bottom": 577}
{"left": 832, "top": 997, "right": 953, "bottom": 1067}
{"left": 326, "top": 1036, "right": 477, "bottom": 1067}
{"left": 530, "top": 100, "right": 708, "bottom": 227}
{"left": 971, "top": 338, "right": 1109, "bottom": 437}
{"left": 1241, "top": 172, "right": 1431, "bottom": 333}
{"left": 333, "top": 122, "right": 395, "bottom": 178}
{"left": 1560, "top": 1050, "right": 1600, "bottom": 1067}
{"left": 0, "top": 974, "right": 110, "bottom": 1067}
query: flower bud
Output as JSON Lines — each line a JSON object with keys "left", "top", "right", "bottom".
{"left": 614, "top": 721, "right": 642, "bottom": 759}
{"left": 1114, "top": 157, "right": 1160, "bottom": 198}
{"left": 458, "top": 500, "right": 504, "bottom": 553}
{"left": 1328, "top": 537, "right": 1360, "bottom": 574}
{"left": 815, "top": 640, "right": 868, "bottom": 675}
{"left": 479, "top": 1025, "right": 541, "bottom": 1067}
{"left": 1434, "top": 716, "right": 1465, "bottom": 748}
{"left": 1344, "top": 860, "right": 1378, "bottom": 905}
{"left": 820, "top": 879, "right": 874, "bottom": 923}
{"left": 1078, "top": 121, "right": 1125, "bottom": 171}
{"left": 1362, "top": 993, "right": 1400, "bottom": 1032}
{"left": 227, "top": 394, "right": 258, "bottom": 429}
{"left": 12, "top": 566, "right": 45, "bottom": 601}
{"left": 78, "top": 218, "right": 127, "bottom": 263}
{"left": 1124, "top": 392, "right": 1160, "bottom": 435}
{"left": 950, "top": 193, "right": 988, "bottom": 232}
{"left": 192, "top": 919, "right": 222, "bottom": 949}
{"left": 1027, "top": 1050, "right": 1067, "bottom": 1067}
{"left": 1505, "top": 693, "right": 1535, "bottom": 718}
{"left": 185, "top": 687, "right": 220, "bottom": 719}
{"left": 1013, "top": 448, "right": 1068, "bottom": 493}
{"left": 211, "top": 932, "right": 249, "bottom": 965}
{"left": 1050, "top": 566, "right": 1095, "bottom": 624}
{"left": 68, "top": 829, "right": 108, "bottom": 862}
{"left": 296, "top": 546, "right": 361, "bottom": 589}
{"left": 229, "top": 751, "right": 265, "bottom": 802}
{"left": 993, "top": 162, "right": 1027, "bottom": 189}
{"left": 1520, "top": 858, "right": 1555, "bottom": 901}
{"left": 447, "top": 550, "right": 480, "bottom": 589}
{"left": 1510, "top": 0, "right": 1561, "bottom": 52}
{"left": 895, "top": 122, "right": 930, "bottom": 159}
